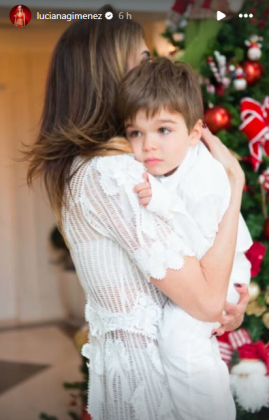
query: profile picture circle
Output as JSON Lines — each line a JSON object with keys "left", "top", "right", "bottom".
{"left": 10, "top": 5, "right": 31, "bottom": 27}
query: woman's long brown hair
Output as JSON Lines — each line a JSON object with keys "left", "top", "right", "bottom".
{"left": 21, "top": 5, "right": 144, "bottom": 233}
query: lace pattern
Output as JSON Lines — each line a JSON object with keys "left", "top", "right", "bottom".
{"left": 96, "top": 154, "right": 143, "bottom": 195}
{"left": 62, "top": 154, "right": 192, "bottom": 419}
{"left": 84, "top": 293, "right": 163, "bottom": 339}
{"left": 82, "top": 335, "right": 173, "bottom": 420}
{"left": 134, "top": 232, "right": 185, "bottom": 280}
{"left": 96, "top": 154, "right": 157, "bottom": 239}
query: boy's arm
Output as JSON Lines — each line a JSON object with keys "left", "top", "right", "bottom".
{"left": 135, "top": 172, "right": 193, "bottom": 220}
{"left": 184, "top": 159, "right": 231, "bottom": 243}
{"left": 186, "top": 165, "right": 252, "bottom": 252}
{"left": 187, "top": 194, "right": 226, "bottom": 242}
{"left": 134, "top": 169, "right": 250, "bottom": 258}
{"left": 134, "top": 173, "right": 211, "bottom": 258}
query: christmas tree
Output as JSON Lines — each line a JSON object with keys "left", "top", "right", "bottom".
{"left": 164, "top": 0, "right": 269, "bottom": 417}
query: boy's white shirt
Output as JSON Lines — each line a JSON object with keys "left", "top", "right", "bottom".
{"left": 146, "top": 141, "right": 253, "bottom": 262}
{"left": 145, "top": 141, "right": 249, "bottom": 418}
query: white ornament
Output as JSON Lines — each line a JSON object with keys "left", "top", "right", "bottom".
{"left": 248, "top": 47, "right": 262, "bottom": 61}
{"left": 231, "top": 361, "right": 269, "bottom": 413}
{"left": 245, "top": 35, "right": 263, "bottom": 61}
{"left": 173, "top": 32, "right": 184, "bottom": 42}
{"left": 231, "top": 66, "right": 247, "bottom": 90}
{"left": 233, "top": 78, "right": 247, "bottom": 90}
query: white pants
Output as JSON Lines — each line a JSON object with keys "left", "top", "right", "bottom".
{"left": 159, "top": 302, "right": 236, "bottom": 420}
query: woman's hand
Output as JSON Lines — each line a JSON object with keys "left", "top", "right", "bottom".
{"left": 201, "top": 126, "right": 245, "bottom": 187}
{"left": 211, "top": 284, "right": 250, "bottom": 336}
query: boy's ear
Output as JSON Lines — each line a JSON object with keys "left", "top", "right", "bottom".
{"left": 189, "top": 119, "right": 202, "bottom": 147}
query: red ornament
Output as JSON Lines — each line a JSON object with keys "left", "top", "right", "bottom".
{"left": 264, "top": 219, "right": 269, "bottom": 240}
{"left": 245, "top": 241, "right": 267, "bottom": 277}
{"left": 242, "top": 61, "right": 264, "bottom": 85}
{"left": 81, "top": 407, "right": 92, "bottom": 420}
{"left": 204, "top": 106, "right": 231, "bottom": 134}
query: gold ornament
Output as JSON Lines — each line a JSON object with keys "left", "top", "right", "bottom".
{"left": 254, "top": 305, "right": 267, "bottom": 317}
{"left": 249, "top": 281, "right": 261, "bottom": 302}
{"left": 264, "top": 287, "right": 269, "bottom": 305}
{"left": 262, "top": 312, "right": 269, "bottom": 328}
{"left": 74, "top": 325, "right": 89, "bottom": 352}
{"left": 246, "top": 301, "right": 256, "bottom": 315}
{"left": 246, "top": 300, "right": 266, "bottom": 317}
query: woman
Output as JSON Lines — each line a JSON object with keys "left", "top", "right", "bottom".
{"left": 23, "top": 6, "right": 249, "bottom": 420}
{"left": 14, "top": 5, "right": 25, "bottom": 27}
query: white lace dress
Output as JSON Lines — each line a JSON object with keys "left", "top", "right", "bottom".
{"left": 61, "top": 153, "right": 197, "bottom": 420}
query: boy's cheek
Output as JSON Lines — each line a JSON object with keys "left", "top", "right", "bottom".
{"left": 128, "top": 140, "right": 134, "bottom": 152}
{"left": 130, "top": 144, "right": 141, "bottom": 161}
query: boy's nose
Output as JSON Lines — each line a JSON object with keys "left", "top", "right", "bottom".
{"left": 143, "top": 135, "right": 157, "bottom": 151}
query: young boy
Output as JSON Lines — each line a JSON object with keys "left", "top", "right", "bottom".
{"left": 116, "top": 57, "right": 252, "bottom": 420}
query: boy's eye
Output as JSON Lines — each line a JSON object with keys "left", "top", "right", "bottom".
{"left": 127, "top": 130, "right": 142, "bottom": 138}
{"left": 159, "top": 127, "right": 170, "bottom": 134}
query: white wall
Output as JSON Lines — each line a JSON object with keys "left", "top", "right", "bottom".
{"left": 0, "top": 25, "right": 70, "bottom": 325}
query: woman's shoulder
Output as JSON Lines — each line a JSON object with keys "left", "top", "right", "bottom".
{"left": 72, "top": 153, "right": 146, "bottom": 198}
{"left": 95, "top": 153, "right": 145, "bottom": 182}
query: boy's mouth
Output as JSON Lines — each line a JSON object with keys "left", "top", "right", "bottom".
{"left": 145, "top": 158, "right": 163, "bottom": 165}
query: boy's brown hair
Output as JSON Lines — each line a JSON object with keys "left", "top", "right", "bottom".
{"left": 117, "top": 57, "right": 204, "bottom": 133}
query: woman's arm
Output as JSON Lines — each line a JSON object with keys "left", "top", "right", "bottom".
{"left": 151, "top": 133, "right": 245, "bottom": 322}
{"left": 211, "top": 284, "right": 249, "bottom": 336}
{"left": 23, "top": 14, "right": 25, "bottom": 26}
{"left": 84, "top": 147, "right": 244, "bottom": 323}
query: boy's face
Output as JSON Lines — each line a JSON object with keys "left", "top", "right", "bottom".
{"left": 126, "top": 108, "right": 201, "bottom": 176}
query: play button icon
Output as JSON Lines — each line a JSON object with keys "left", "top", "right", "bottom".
{"left": 217, "top": 11, "right": 226, "bottom": 20}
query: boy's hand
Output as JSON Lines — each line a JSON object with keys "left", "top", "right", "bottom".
{"left": 133, "top": 172, "right": 152, "bottom": 207}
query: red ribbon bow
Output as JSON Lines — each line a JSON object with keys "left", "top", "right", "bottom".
{"left": 240, "top": 97, "right": 269, "bottom": 171}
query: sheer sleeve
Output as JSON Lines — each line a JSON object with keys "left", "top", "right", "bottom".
{"left": 80, "top": 154, "right": 195, "bottom": 281}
